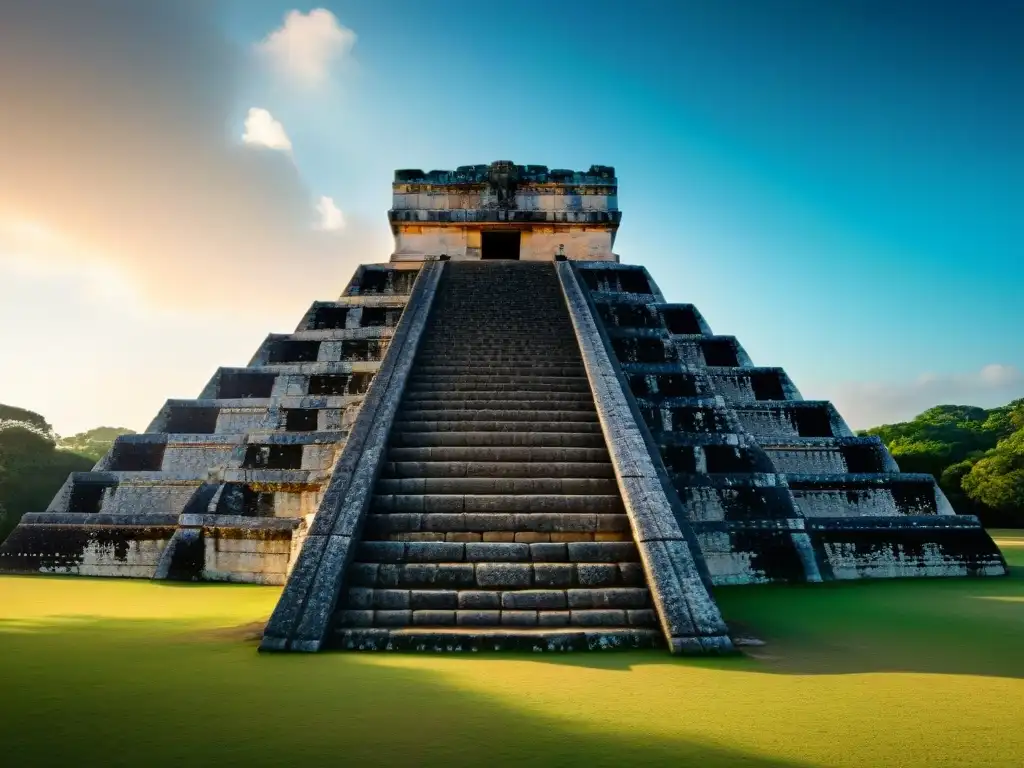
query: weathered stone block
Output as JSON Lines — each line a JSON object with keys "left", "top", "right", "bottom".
{"left": 375, "top": 610, "right": 412, "bottom": 627}
{"left": 457, "top": 610, "right": 501, "bottom": 626}
{"left": 476, "top": 563, "right": 532, "bottom": 588}
{"left": 570, "top": 609, "right": 627, "bottom": 626}
{"left": 457, "top": 590, "right": 500, "bottom": 609}
{"left": 465, "top": 543, "right": 530, "bottom": 562}
{"left": 533, "top": 563, "right": 574, "bottom": 588}
{"left": 500, "top": 590, "right": 567, "bottom": 610}
{"left": 537, "top": 611, "right": 571, "bottom": 627}
{"left": 413, "top": 610, "right": 456, "bottom": 626}
{"left": 501, "top": 610, "right": 539, "bottom": 626}
{"left": 577, "top": 563, "right": 620, "bottom": 586}
{"left": 409, "top": 590, "right": 458, "bottom": 610}
{"left": 373, "top": 589, "right": 411, "bottom": 610}
{"left": 405, "top": 541, "right": 464, "bottom": 562}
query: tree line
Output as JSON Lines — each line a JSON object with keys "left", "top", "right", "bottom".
{"left": 861, "top": 399, "right": 1024, "bottom": 527}
{"left": 0, "top": 404, "right": 133, "bottom": 541}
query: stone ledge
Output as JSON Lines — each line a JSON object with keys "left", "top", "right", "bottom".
{"left": 20, "top": 512, "right": 180, "bottom": 527}
{"left": 261, "top": 261, "right": 445, "bottom": 653}
{"left": 556, "top": 261, "right": 734, "bottom": 655}
{"left": 388, "top": 210, "right": 621, "bottom": 224}
{"left": 332, "top": 627, "right": 661, "bottom": 652}
{"left": 177, "top": 514, "right": 302, "bottom": 531}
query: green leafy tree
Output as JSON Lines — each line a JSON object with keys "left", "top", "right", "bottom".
{"left": 59, "top": 426, "right": 136, "bottom": 462}
{"left": 0, "top": 406, "right": 95, "bottom": 541}
{"left": 962, "top": 430, "right": 1024, "bottom": 525}
{"left": 861, "top": 399, "right": 1024, "bottom": 526}
{"left": 0, "top": 404, "right": 53, "bottom": 436}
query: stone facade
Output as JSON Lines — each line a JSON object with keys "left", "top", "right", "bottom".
{"left": 574, "top": 261, "right": 1007, "bottom": 584}
{"left": 389, "top": 161, "right": 620, "bottom": 262}
{"left": 0, "top": 263, "right": 425, "bottom": 585}
{"left": 0, "top": 160, "right": 1007, "bottom": 656}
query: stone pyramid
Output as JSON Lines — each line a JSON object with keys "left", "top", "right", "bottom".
{"left": 0, "top": 161, "right": 1006, "bottom": 655}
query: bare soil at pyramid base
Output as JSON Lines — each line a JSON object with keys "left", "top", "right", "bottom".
{"left": 0, "top": 531, "right": 1021, "bottom": 768}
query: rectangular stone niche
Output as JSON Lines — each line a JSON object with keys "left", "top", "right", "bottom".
{"left": 357, "top": 270, "right": 390, "bottom": 293}
{"left": 309, "top": 306, "right": 350, "bottom": 330}
{"left": 580, "top": 268, "right": 652, "bottom": 294}
{"left": 166, "top": 406, "right": 220, "bottom": 434}
{"left": 611, "top": 337, "right": 677, "bottom": 364}
{"left": 308, "top": 373, "right": 373, "bottom": 396}
{"left": 269, "top": 340, "right": 321, "bottom": 363}
{"left": 596, "top": 302, "right": 661, "bottom": 329}
{"left": 340, "top": 340, "right": 386, "bottom": 361}
{"left": 669, "top": 406, "right": 731, "bottom": 434}
{"left": 703, "top": 445, "right": 769, "bottom": 473}
{"left": 791, "top": 406, "right": 834, "bottom": 438}
{"left": 284, "top": 409, "right": 319, "bottom": 432}
{"left": 243, "top": 444, "right": 304, "bottom": 470}
{"left": 662, "top": 307, "right": 703, "bottom": 335}
{"left": 216, "top": 483, "right": 275, "bottom": 517}
{"left": 749, "top": 370, "right": 786, "bottom": 401}
{"left": 360, "top": 307, "right": 403, "bottom": 328}
{"left": 69, "top": 480, "right": 115, "bottom": 514}
{"left": 353, "top": 269, "right": 417, "bottom": 295}
{"left": 219, "top": 372, "right": 276, "bottom": 399}
{"left": 700, "top": 339, "right": 740, "bottom": 367}
{"left": 109, "top": 441, "right": 166, "bottom": 471}
{"left": 627, "top": 373, "right": 698, "bottom": 399}
{"left": 660, "top": 444, "right": 698, "bottom": 473}
{"left": 841, "top": 444, "right": 887, "bottom": 473}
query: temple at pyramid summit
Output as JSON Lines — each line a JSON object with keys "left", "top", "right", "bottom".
{"left": 0, "top": 161, "right": 1008, "bottom": 654}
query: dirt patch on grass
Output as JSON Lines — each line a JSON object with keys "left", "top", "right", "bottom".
{"left": 192, "top": 620, "right": 268, "bottom": 643}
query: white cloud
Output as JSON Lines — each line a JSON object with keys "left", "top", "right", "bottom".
{"left": 316, "top": 196, "right": 345, "bottom": 231}
{"left": 256, "top": 9, "right": 355, "bottom": 88}
{"left": 825, "top": 364, "right": 1024, "bottom": 429}
{"left": 241, "top": 107, "right": 292, "bottom": 151}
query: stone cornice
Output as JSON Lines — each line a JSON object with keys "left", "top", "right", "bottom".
{"left": 394, "top": 162, "right": 616, "bottom": 186}
{"left": 388, "top": 209, "right": 622, "bottom": 225}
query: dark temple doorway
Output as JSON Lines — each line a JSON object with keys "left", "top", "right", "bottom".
{"left": 481, "top": 230, "right": 521, "bottom": 260}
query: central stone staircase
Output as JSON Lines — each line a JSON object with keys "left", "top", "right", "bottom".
{"left": 330, "top": 260, "right": 660, "bottom": 650}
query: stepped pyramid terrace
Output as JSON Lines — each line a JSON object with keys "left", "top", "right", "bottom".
{"left": 0, "top": 160, "right": 1007, "bottom": 655}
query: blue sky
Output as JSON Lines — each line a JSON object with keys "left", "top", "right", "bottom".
{"left": 0, "top": 1, "right": 1021, "bottom": 433}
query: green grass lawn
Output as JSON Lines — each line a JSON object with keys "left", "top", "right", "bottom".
{"left": 1, "top": 531, "right": 1021, "bottom": 768}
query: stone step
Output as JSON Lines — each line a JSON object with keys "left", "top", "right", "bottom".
{"left": 397, "top": 399, "right": 596, "bottom": 412}
{"left": 416, "top": 345, "right": 580, "bottom": 353}
{"left": 401, "top": 390, "right": 594, "bottom": 403}
{"left": 331, "top": 627, "right": 663, "bottom": 652}
{"left": 337, "top": 607, "right": 656, "bottom": 629}
{"left": 355, "top": 540, "right": 639, "bottom": 563}
{"left": 416, "top": 353, "right": 580, "bottom": 359}
{"left": 364, "top": 511, "right": 629, "bottom": 536}
{"left": 346, "top": 560, "right": 645, "bottom": 589}
{"left": 370, "top": 494, "right": 625, "bottom": 514}
{"left": 391, "top": 420, "right": 603, "bottom": 434}
{"left": 342, "top": 587, "right": 650, "bottom": 611}
{"left": 397, "top": 409, "right": 598, "bottom": 423}
{"left": 388, "top": 431, "right": 608, "bottom": 448}
{"left": 387, "top": 446, "right": 610, "bottom": 463}
{"left": 404, "top": 379, "right": 591, "bottom": 393}
{"left": 420, "top": 344, "right": 571, "bottom": 350}
{"left": 406, "top": 373, "right": 589, "bottom": 383}
{"left": 414, "top": 365, "right": 585, "bottom": 377}
{"left": 422, "top": 331, "right": 576, "bottom": 338}
{"left": 411, "top": 362, "right": 581, "bottom": 370}
{"left": 372, "top": 531, "right": 632, "bottom": 543}
{"left": 374, "top": 477, "right": 619, "bottom": 496}
{"left": 381, "top": 460, "right": 614, "bottom": 479}
{"left": 417, "top": 345, "right": 582, "bottom": 354}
